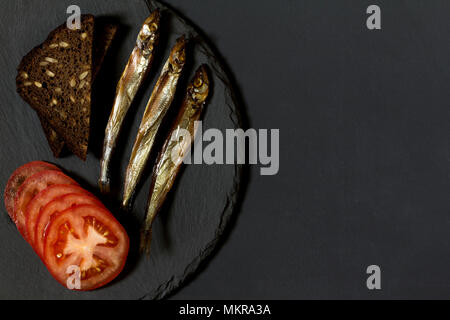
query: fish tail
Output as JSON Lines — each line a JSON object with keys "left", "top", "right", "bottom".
{"left": 140, "top": 227, "right": 153, "bottom": 255}
{"left": 122, "top": 193, "right": 131, "bottom": 209}
{"left": 140, "top": 202, "right": 159, "bottom": 254}
{"left": 122, "top": 173, "right": 135, "bottom": 209}
{"left": 98, "top": 178, "right": 110, "bottom": 195}
{"left": 99, "top": 145, "right": 112, "bottom": 194}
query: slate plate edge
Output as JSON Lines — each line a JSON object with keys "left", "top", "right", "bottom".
{"left": 138, "top": 0, "right": 244, "bottom": 300}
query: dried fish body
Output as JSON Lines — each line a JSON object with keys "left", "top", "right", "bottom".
{"left": 122, "top": 36, "right": 187, "bottom": 208}
{"left": 99, "top": 10, "right": 160, "bottom": 193}
{"left": 141, "top": 65, "right": 210, "bottom": 253}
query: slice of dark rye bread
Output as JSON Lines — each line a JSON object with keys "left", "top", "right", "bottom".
{"left": 38, "top": 21, "right": 118, "bottom": 157}
{"left": 16, "top": 14, "right": 101, "bottom": 160}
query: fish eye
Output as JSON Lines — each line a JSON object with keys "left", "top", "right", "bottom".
{"left": 194, "top": 78, "right": 203, "bottom": 88}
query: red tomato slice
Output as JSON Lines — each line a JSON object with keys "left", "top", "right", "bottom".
{"left": 4, "top": 161, "right": 60, "bottom": 219}
{"left": 14, "top": 170, "right": 78, "bottom": 236}
{"left": 35, "top": 193, "right": 104, "bottom": 257}
{"left": 43, "top": 204, "right": 129, "bottom": 291}
{"left": 25, "top": 184, "right": 94, "bottom": 246}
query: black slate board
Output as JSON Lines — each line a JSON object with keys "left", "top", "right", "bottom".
{"left": 0, "top": 0, "right": 242, "bottom": 299}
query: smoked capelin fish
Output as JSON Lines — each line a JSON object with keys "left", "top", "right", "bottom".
{"left": 122, "top": 36, "right": 187, "bottom": 208}
{"left": 99, "top": 10, "right": 160, "bottom": 194}
{"left": 140, "top": 65, "right": 210, "bottom": 253}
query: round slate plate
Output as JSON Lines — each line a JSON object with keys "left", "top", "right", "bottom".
{"left": 0, "top": 0, "right": 242, "bottom": 299}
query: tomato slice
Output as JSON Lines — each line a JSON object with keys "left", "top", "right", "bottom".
{"left": 14, "top": 170, "right": 78, "bottom": 235}
{"left": 43, "top": 204, "right": 129, "bottom": 291}
{"left": 25, "top": 184, "right": 94, "bottom": 246}
{"left": 4, "top": 161, "right": 60, "bottom": 219}
{"left": 34, "top": 193, "right": 104, "bottom": 257}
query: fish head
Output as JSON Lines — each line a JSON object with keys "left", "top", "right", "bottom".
{"left": 138, "top": 9, "right": 160, "bottom": 53}
{"left": 189, "top": 64, "right": 210, "bottom": 106}
{"left": 169, "top": 36, "right": 187, "bottom": 74}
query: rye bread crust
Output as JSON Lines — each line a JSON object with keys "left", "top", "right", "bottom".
{"left": 16, "top": 15, "right": 95, "bottom": 160}
{"left": 37, "top": 21, "right": 118, "bottom": 158}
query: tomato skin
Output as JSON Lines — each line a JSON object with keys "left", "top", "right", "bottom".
{"left": 25, "top": 184, "right": 94, "bottom": 246}
{"left": 43, "top": 204, "right": 129, "bottom": 291}
{"left": 13, "top": 170, "right": 78, "bottom": 236}
{"left": 4, "top": 161, "right": 60, "bottom": 219}
{"left": 34, "top": 192, "right": 103, "bottom": 257}
{"left": 5, "top": 162, "right": 130, "bottom": 291}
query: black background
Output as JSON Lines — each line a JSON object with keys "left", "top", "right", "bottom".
{"left": 0, "top": 0, "right": 242, "bottom": 299}
{"left": 3, "top": 0, "right": 450, "bottom": 300}
{"left": 167, "top": 0, "right": 450, "bottom": 299}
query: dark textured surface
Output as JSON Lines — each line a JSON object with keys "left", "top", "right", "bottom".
{"left": 0, "top": 0, "right": 240, "bottom": 299}
{"left": 167, "top": 0, "right": 450, "bottom": 299}
{"left": 5, "top": 0, "right": 450, "bottom": 300}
